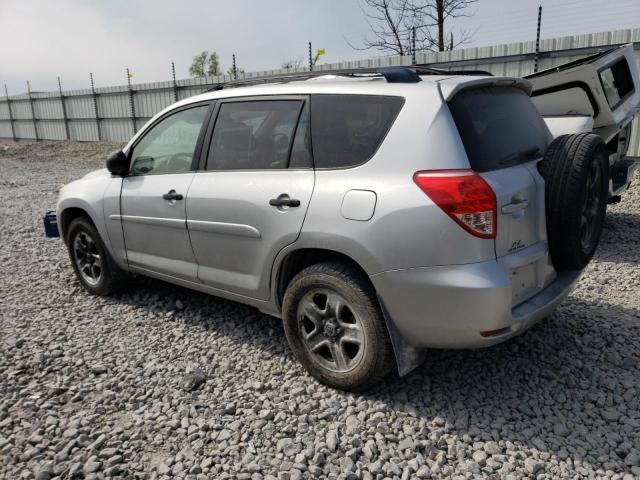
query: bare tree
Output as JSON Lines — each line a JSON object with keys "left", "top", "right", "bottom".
{"left": 281, "top": 58, "right": 304, "bottom": 71}
{"left": 351, "top": 0, "right": 477, "bottom": 56}
{"left": 430, "top": 0, "right": 478, "bottom": 51}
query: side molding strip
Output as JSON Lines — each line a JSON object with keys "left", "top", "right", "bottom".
{"left": 187, "top": 219, "right": 261, "bottom": 239}
{"left": 109, "top": 214, "right": 185, "bottom": 229}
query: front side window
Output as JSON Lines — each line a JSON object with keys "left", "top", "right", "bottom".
{"left": 207, "top": 100, "right": 305, "bottom": 170}
{"left": 129, "top": 105, "right": 209, "bottom": 175}
{"left": 310, "top": 95, "right": 404, "bottom": 169}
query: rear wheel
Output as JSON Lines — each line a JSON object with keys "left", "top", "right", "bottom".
{"left": 66, "top": 216, "right": 127, "bottom": 296}
{"left": 538, "top": 133, "right": 609, "bottom": 270}
{"left": 282, "top": 262, "right": 395, "bottom": 391}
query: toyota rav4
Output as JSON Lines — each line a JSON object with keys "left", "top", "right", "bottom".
{"left": 51, "top": 53, "right": 640, "bottom": 390}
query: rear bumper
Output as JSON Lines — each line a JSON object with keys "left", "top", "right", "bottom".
{"left": 371, "top": 260, "right": 581, "bottom": 349}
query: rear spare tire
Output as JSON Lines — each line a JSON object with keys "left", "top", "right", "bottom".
{"left": 538, "top": 133, "right": 609, "bottom": 271}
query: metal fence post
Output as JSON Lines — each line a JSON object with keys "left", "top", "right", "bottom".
{"left": 26, "top": 81, "right": 39, "bottom": 141}
{"left": 534, "top": 5, "right": 542, "bottom": 73}
{"left": 308, "top": 42, "right": 313, "bottom": 72}
{"left": 90, "top": 73, "right": 102, "bottom": 141}
{"left": 171, "top": 62, "right": 178, "bottom": 102}
{"left": 126, "top": 68, "right": 137, "bottom": 135}
{"left": 412, "top": 27, "right": 417, "bottom": 65}
{"left": 232, "top": 54, "right": 238, "bottom": 80}
{"left": 58, "top": 77, "right": 70, "bottom": 140}
{"left": 4, "top": 84, "right": 16, "bottom": 141}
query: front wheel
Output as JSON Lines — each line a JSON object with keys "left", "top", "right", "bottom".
{"left": 282, "top": 262, "right": 395, "bottom": 391}
{"left": 66, "top": 216, "right": 127, "bottom": 296}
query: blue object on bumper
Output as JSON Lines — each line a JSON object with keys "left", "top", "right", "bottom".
{"left": 43, "top": 211, "right": 59, "bottom": 238}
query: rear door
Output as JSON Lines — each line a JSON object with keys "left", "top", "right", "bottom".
{"left": 186, "top": 96, "right": 314, "bottom": 300}
{"left": 448, "top": 86, "right": 556, "bottom": 306}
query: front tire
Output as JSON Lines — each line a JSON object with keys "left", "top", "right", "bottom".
{"left": 282, "top": 262, "right": 395, "bottom": 391}
{"left": 66, "top": 216, "right": 126, "bottom": 296}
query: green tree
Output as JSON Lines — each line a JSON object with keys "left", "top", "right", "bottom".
{"left": 226, "top": 66, "right": 246, "bottom": 78}
{"left": 206, "top": 52, "right": 221, "bottom": 76}
{"left": 189, "top": 51, "right": 222, "bottom": 77}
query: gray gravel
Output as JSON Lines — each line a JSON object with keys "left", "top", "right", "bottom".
{"left": 1, "top": 140, "right": 640, "bottom": 480}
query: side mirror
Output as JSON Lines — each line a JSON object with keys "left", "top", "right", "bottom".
{"left": 106, "top": 150, "right": 129, "bottom": 176}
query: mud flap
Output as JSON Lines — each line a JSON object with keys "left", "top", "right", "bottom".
{"left": 378, "top": 296, "right": 426, "bottom": 376}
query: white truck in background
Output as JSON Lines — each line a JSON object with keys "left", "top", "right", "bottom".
{"left": 526, "top": 44, "right": 640, "bottom": 202}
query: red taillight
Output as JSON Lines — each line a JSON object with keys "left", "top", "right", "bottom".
{"left": 480, "top": 327, "right": 511, "bottom": 338}
{"left": 413, "top": 169, "right": 496, "bottom": 239}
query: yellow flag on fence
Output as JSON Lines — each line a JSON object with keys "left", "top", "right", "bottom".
{"left": 127, "top": 71, "right": 134, "bottom": 78}
{"left": 316, "top": 48, "right": 326, "bottom": 56}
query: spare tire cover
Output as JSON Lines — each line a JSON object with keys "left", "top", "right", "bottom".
{"left": 538, "top": 133, "right": 609, "bottom": 271}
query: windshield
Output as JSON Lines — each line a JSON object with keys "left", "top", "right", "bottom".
{"left": 448, "top": 86, "right": 551, "bottom": 172}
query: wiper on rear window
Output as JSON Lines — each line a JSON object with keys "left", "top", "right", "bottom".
{"left": 497, "top": 147, "right": 542, "bottom": 166}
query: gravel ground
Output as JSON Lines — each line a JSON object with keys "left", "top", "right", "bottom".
{"left": 1, "top": 140, "right": 639, "bottom": 480}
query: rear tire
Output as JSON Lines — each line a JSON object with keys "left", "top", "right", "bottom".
{"left": 66, "top": 216, "right": 127, "bottom": 296}
{"left": 538, "top": 133, "right": 609, "bottom": 271}
{"left": 282, "top": 262, "right": 395, "bottom": 391}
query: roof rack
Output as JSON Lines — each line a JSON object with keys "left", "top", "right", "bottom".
{"left": 206, "top": 65, "right": 492, "bottom": 91}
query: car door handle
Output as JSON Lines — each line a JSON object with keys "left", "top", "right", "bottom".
{"left": 501, "top": 199, "right": 529, "bottom": 214}
{"left": 162, "top": 191, "right": 184, "bottom": 201}
{"left": 269, "top": 196, "right": 300, "bottom": 208}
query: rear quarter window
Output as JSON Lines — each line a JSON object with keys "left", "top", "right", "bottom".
{"left": 310, "top": 94, "right": 404, "bottom": 169}
{"left": 448, "top": 86, "right": 551, "bottom": 173}
{"left": 599, "top": 58, "right": 634, "bottom": 109}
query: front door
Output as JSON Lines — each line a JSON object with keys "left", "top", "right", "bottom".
{"left": 120, "top": 104, "right": 210, "bottom": 281}
{"left": 186, "top": 97, "right": 314, "bottom": 300}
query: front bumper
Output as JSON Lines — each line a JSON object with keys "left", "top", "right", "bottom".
{"left": 43, "top": 211, "right": 59, "bottom": 238}
{"left": 371, "top": 260, "right": 581, "bottom": 349}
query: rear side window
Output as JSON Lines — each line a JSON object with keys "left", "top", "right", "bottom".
{"left": 448, "top": 87, "right": 550, "bottom": 173}
{"left": 310, "top": 95, "right": 404, "bottom": 169}
{"left": 599, "top": 58, "right": 634, "bottom": 109}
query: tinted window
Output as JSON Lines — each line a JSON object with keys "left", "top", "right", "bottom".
{"left": 207, "top": 100, "right": 304, "bottom": 170}
{"left": 448, "top": 87, "right": 551, "bottom": 173}
{"left": 600, "top": 59, "right": 633, "bottom": 108}
{"left": 130, "top": 105, "right": 208, "bottom": 175}
{"left": 310, "top": 95, "right": 404, "bottom": 168}
{"left": 289, "top": 103, "right": 312, "bottom": 168}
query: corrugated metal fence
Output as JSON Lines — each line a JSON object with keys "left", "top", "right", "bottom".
{"left": 1, "top": 28, "right": 639, "bottom": 154}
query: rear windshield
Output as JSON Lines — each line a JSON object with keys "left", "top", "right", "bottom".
{"left": 448, "top": 86, "right": 550, "bottom": 172}
{"left": 310, "top": 94, "right": 404, "bottom": 169}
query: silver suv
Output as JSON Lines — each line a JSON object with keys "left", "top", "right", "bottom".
{"left": 54, "top": 66, "right": 614, "bottom": 390}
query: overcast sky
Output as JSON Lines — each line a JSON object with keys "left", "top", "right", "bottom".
{"left": 1, "top": 0, "right": 639, "bottom": 94}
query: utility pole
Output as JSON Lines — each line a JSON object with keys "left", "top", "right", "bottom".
{"left": 534, "top": 5, "right": 542, "bottom": 73}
